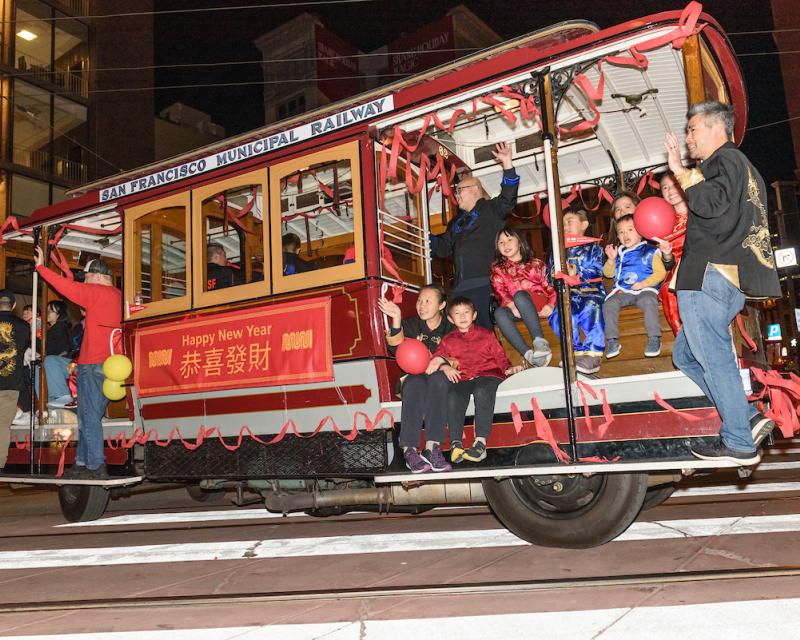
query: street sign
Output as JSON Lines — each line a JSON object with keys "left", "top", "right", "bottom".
{"left": 767, "top": 323, "right": 782, "bottom": 341}
{"left": 775, "top": 247, "right": 798, "bottom": 268}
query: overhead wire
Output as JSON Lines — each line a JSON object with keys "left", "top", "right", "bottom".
{"left": 5, "top": 0, "right": 380, "bottom": 23}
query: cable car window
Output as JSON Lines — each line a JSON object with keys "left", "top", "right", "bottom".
{"left": 200, "top": 184, "right": 265, "bottom": 292}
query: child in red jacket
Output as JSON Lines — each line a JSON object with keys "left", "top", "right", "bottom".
{"left": 427, "top": 297, "right": 523, "bottom": 463}
{"left": 490, "top": 226, "right": 555, "bottom": 367}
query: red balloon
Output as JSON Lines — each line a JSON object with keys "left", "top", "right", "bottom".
{"left": 395, "top": 338, "right": 431, "bottom": 375}
{"left": 633, "top": 197, "right": 677, "bottom": 240}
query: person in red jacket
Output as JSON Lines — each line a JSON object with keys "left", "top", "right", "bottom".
{"left": 427, "top": 297, "right": 522, "bottom": 464}
{"left": 35, "top": 248, "right": 122, "bottom": 479}
{"left": 490, "top": 226, "right": 556, "bottom": 367}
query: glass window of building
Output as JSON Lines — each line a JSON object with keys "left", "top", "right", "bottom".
{"left": 53, "top": 12, "right": 88, "bottom": 97}
{"left": 12, "top": 81, "right": 52, "bottom": 174}
{"left": 15, "top": 0, "right": 54, "bottom": 84}
{"left": 53, "top": 96, "right": 88, "bottom": 183}
{"left": 11, "top": 174, "right": 50, "bottom": 219}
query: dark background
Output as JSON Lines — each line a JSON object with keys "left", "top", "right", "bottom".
{"left": 152, "top": 0, "right": 796, "bottom": 181}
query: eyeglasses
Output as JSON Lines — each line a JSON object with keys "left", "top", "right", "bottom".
{"left": 454, "top": 184, "right": 477, "bottom": 195}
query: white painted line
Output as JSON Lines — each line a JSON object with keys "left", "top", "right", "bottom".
{"left": 756, "top": 461, "right": 800, "bottom": 471}
{"left": 6, "top": 597, "right": 800, "bottom": 639}
{"left": 12, "top": 513, "right": 800, "bottom": 571}
{"left": 57, "top": 508, "right": 297, "bottom": 527}
{"left": 57, "top": 506, "right": 475, "bottom": 528}
{"left": 672, "top": 481, "right": 800, "bottom": 497}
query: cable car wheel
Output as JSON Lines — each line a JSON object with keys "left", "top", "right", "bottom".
{"left": 58, "top": 484, "right": 110, "bottom": 523}
{"left": 482, "top": 447, "right": 648, "bottom": 548}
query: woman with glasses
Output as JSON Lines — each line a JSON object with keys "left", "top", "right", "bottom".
{"left": 430, "top": 142, "right": 519, "bottom": 329}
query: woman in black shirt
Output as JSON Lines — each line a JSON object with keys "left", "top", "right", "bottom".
{"left": 43, "top": 300, "right": 73, "bottom": 407}
{"left": 379, "top": 285, "right": 455, "bottom": 474}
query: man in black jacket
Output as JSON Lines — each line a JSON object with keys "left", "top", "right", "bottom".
{"left": 430, "top": 142, "right": 519, "bottom": 328}
{"left": 0, "top": 290, "right": 31, "bottom": 470}
{"left": 666, "top": 101, "right": 781, "bottom": 465}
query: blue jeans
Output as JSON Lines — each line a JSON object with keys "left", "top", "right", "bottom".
{"left": 43, "top": 355, "right": 71, "bottom": 400}
{"left": 494, "top": 290, "right": 545, "bottom": 357}
{"left": 674, "top": 264, "right": 754, "bottom": 452}
{"left": 76, "top": 364, "right": 109, "bottom": 469}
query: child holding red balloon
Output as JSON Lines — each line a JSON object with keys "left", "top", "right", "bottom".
{"left": 428, "top": 297, "right": 523, "bottom": 463}
{"left": 602, "top": 215, "right": 666, "bottom": 359}
{"left": 490, "top": 226, "right": 555, "bottom": 367}
{"left": 548, "top": 210, "right": 606, "bottom": 375}
{"left": 379, "top": 285, "right": 455, "bottom": 474}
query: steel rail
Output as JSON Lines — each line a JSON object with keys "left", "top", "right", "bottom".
{"left": 4, "top": 566, "right": 800, "bottom": 613}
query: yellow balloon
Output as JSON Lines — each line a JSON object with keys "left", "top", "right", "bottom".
{"left": 103, "top": 354, "right": 132, "bottom": 382}
{"left": 102, "top": 378, "right": 126, "bottom": 401}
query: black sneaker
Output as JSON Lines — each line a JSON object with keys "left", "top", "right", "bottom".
{"left": 84, "top": 464, "right": 109, "bottom": 480}
{"left": 462, "top": 440, "right": 487, "bottom": 462}
{"left": 423, "top": 445, "right": 452, "bottom": 472}
{"left": 690, "top": 438, "right": 760, "bottom": 466}
{"left": 750, "top": 412, "right": 776, "bottom": 447}
{"left": 62, "top": 464, "right": 89, "bottom": 479}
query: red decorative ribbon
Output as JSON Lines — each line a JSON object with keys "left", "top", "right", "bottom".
{"left": 576, "top": 380, "right": 614, "bottom": 438}
{"left": 46, "top": 410, "right": 397, "bottom": 477}
{"left": 0, "top": 216, "right": 34, "bottom": 245}
{"left": 749, "top": 368, "right": 800, "bottom": 439}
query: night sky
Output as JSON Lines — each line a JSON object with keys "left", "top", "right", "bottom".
{"left": 153, "top": 0, "right": 796, "bottom": 182}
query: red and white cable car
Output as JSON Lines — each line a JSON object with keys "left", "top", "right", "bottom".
{"left": 1, "top": 3, "right": 797, "bottom": 548}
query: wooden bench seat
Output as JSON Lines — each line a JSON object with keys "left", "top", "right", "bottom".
{"left": 495, "top": 305, "right": 677, "bottom": 378}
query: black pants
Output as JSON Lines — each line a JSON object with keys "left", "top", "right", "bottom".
{"left": 447, "top": 376, "right": 502, "bottom": 441}
{"left": 17, "top": 369, "right": 31, "bottom": 413}
{"left": 399, "top": 371, "right": 451, "bottom": 448}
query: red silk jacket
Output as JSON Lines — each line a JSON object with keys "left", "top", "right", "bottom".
{"left": 490, "top": 258, "right": 556, "bottom": 309}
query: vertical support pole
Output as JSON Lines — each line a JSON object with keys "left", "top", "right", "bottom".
{"left": 537, "top": 70, "right": 579, "bottom": 461}
{"left": 29, "top": 228, "right": 41, "bottom": 475}
{"left": 683, "top": 35, "right": 707, "bottom": 107}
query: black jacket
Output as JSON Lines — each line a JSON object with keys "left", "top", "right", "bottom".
{"left": 678, "top": 142, "right": 781, "bottom": 298}
{"left": 46, "top": 320, "right": 71, "bottom": 357}
{"left": 430, "top": 169, "right": 519, "bottom": 289}
{"left": 0, "top": 311, "right": 30, "bottom": 392}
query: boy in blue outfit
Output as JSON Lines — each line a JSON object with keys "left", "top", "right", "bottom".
{"left": 603, "top": 214, "right": 666, "bottom": 359}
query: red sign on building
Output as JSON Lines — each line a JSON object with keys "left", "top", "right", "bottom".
{"left": 388, "top": 15, "right": 455, "bottom": 76}
{"left": 315, "top": 24, "right": 361, "bottom": 102}
{"left": 134, "top": 298, "right": 333, "bottom": 398}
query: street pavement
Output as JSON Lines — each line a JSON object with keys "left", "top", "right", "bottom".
{"left": 3, "top": 440, "right": 800, "bottom": 639}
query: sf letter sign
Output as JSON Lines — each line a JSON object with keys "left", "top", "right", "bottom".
{"left": 134, "top": 298, "right": 333, "bottom": 397}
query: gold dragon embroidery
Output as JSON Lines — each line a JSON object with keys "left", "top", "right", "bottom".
{"left": 0, "top": 322, "right": 17, "bottom": 377}
{"left": 742, "top": 166, "right": 776, "bottom": 269}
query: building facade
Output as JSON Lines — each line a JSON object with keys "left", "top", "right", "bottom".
{"left": 253, "top": 5, "right": 501, "bottom": 125}
{"left": 0, "top": 0, "right": 155, "bottom": 288}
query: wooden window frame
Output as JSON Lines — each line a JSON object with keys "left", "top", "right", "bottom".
{"left": 269, "top": 140, "right": 365, "bottom": 294}
{"left": 123, "top": 193, "right": 191, "bottom": 320}
{"left": 191, "top": 168, "right": 270, "bottom": 308}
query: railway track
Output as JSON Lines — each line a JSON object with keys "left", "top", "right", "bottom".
{"left": 4, "top": 566, "right": 800, "bottom": 614}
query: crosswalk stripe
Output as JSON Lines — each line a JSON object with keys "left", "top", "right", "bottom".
{"left": 4, "top": 597, "right": 800, "bottom": 639}
{"left": 12, "top": 513, "right": 800, "bottom": 570}
{"left": 672, "top": 481, "right": 800, "bottom": 497}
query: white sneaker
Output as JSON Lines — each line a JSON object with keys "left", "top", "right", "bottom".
{"left": 12, "top": 411, "right": 31, "bottom": 426}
